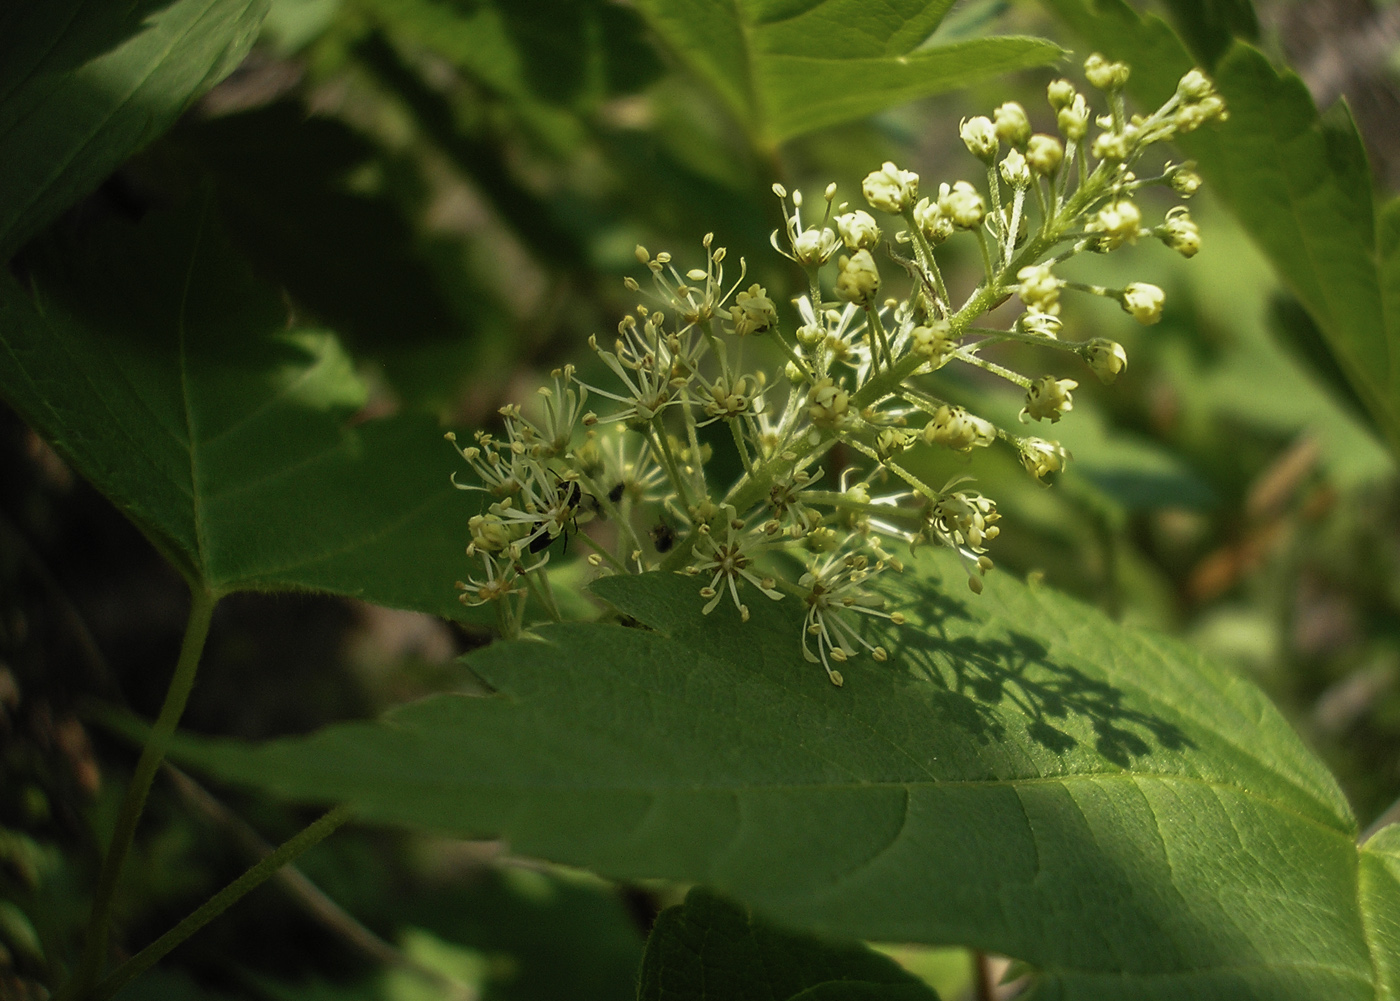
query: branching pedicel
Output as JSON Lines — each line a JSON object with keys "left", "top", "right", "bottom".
{"left": 448, "top": 57, "right": 1226, "bottom": 685}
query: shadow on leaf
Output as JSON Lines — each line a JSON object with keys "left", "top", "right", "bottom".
{"left": 888, "top": 584, "right": 1194, "bottom": 767}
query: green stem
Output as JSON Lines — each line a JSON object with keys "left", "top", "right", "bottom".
{"left": 1064, "top": 279, "right": 1113, "bottom": 296}
{"left": 729, "top": 417, "right": 755, "bottom": 474}
{"left": 1004, "top": 187, "right": 1026, "bottom": 268}
{"left": 954, "top": 348, "right": 1032, "bottom": 388}
{"left": 975, "top": 229, "right": 996, "bottom": 285}
{"left": 901, "top": 210, "right": 950, "bottom": 313}
{"left": 659, "top": 433, "right": 840, "bottom": 574}
{"left": 90, "top": 804, "right": 354, "bottom": 1001}
{"left": 864, "top": 304, "right": 893, "bottom": 370}
{"left": 651, "top": 418, "right": 695, "bottom": 512}
{"left": 802, "top": 490, "right": 924, "bottom": 521}
{"left": 525, "top": 567, "right": 562, "bottom": 622}
{"left": 768, "top": 327, "right": 808, "bottom": 374}
{"left": 985, "top": 163, "right": 1004, "bottom": 251}
{"left": 494, "top": 597, "right": 518, "bottom": 640}
{"left": 64, "top": 587, "right": 218, "bottom": 1000}
{"left": 846, "top": 438, "right": 939, "bottom": 501}
{"left": 965, "top": 326, "right": 1083, "bottom": 352}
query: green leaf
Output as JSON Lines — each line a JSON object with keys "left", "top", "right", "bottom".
{"left": 0, "top": 203, "right": 473, "bottom": 619}
{"left": 1156, "top": 0, "right": 1258, "bottom": 69}
{"left": 1039, "top": 0, "right": 1400, "bottom": 459}
{"left": 635, "top": 0, "right": 1064, "bottom": 146}
{"left": 168, "top": 549, "right": 1400, "bottom": 999}
{"left": 177, "top": 101, "right": 469, "bottom": 348}
{"left": 640, "top": 888, "right": 939, "bottom": 1001}
{"left": 0, "top": 0, "right": 268, "bottom": 260}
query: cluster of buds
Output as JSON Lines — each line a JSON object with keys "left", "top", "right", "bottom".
{"left": 449, "top": 56, "right": 1224, "bottom": 685}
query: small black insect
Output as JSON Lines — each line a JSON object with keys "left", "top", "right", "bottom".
{"left": 608, "top": 481, "right": 625, "bottom": 503}
{"left": 649, "top": 520, "right": 677, "bottom": 553}
{"left": 529, "top": 479, "right": 584, "bottom": 554}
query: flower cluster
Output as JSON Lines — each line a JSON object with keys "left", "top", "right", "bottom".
{"left": 449, "top": 56, "right": 1224, "bottom": 684}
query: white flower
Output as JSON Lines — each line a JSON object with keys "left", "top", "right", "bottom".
{"left": 1175, "top": 95, "right": 1228, "bottom": 132}
{"left": 1121, "top": 282, "right": 1165, "bottom": 325}
{"left": 1171, "top": 167, "right": 1202, "bottom": 197}
{"left": 1047, "top": 78, "right": 1077, "bottom": 110}
{"left": 909, "top": 320, "right": 956, "bottom": 364}
{"left": 862, "top": 161, "right": 919, "bottom": 214}
{"left": 700, "top": 374, "right": 753, "bottom": 420}
{"left": 1084, "top": 53, "right": 1130, "bottom": 91}
{"left": 686, "top": 507, "right": 783, "bottom": 622}
{"left": 1092, "top": 130, "right": 1130, "bottom": 161}
{"left": 455, "top": 551, "right": 529, "bottom": 607}
{"left": 1177, "top": 68, "right": 1215, "bottom": 102}
{"left": 1018, "top": 310, "right": 1062, "bottom": 339}
{"left": 467, "top": 511, "right": 518, "bottom": 554}
{"left": 1020, "top": 375, "right": 1078, "bottom": 423}
{"left": 793, "top": 226, "right": 838, "bottom": 266}
{"left": 807, "top": 376, "right": 851, "bottom": 427}
{"left": 1058, "top": 93, "right": 1090, "bottom": 141}
{"left": 1020, "top": 437, "right": 1069, "bottom": 482}
{"left": 729, "top": 284, "right": 778, "bottom": 335}
{"left": 799, "top": 553, "right": 903, "bottom": 685}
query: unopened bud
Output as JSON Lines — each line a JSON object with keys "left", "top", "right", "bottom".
{"left": 1083, "top": 338, "right": 1128, "bottom": 383}
{"left": 1121, "top": 282, "right": 1165, "bottom": 325}
{"left": 994, "top": 102, "right": 1031, "bottom": 146}
{"left": 999, "top": 148, "right": 1031, "bottom": 188}
{"left": 834, "top": 250, "right": 881, "bottom": 305}
{"left": 1058, "top": 94, "right": 1090, "bottom": 141}
{"left": 1047, "top": 78, "right": 1077, "bottom": 110}
{"left": 836, "top": 210, "right": 881, "bottom": 250}
{"left": 1159, "top": 206, "right": 1200, "bottom": 258}
{"left": 1084, "top": 53, "right": 1130, "bottom": 91}
{"left": 862, "top": 161, "right": 919, "bottom": 214}
{"left": 912, "top": 196, "right": 952, "bottom": 244}
{"left": 939, "top": 181, "right": 985, "bottom": 230}
{"left": 1170, "top": 167, "right": 1202, "bottom": 197}
{"left": 960, "top": 116, "right": 999, "bottom": 162}
{"left": 1026, "top": 134, "right": 1064, "bottom": 175}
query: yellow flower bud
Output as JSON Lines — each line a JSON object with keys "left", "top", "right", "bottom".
{"left": 1121, "top": 282, "right": 1165, "bottom": 325}
{"left": 862, "top": 161, "right": 919, "bottom": 214}
{"left": 1026, "top": 134, "right": 1064, "bottom": 175}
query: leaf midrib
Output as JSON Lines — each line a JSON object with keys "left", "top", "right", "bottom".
{"left": 261, "top": 761, "right": 1352, "bottom": 842}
